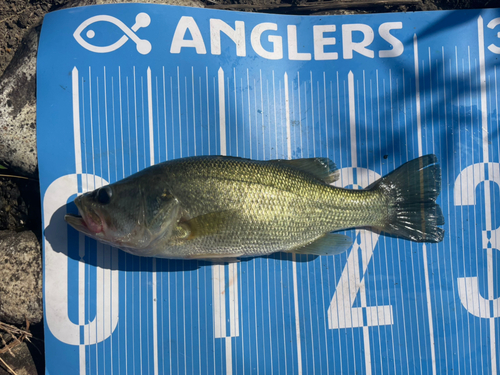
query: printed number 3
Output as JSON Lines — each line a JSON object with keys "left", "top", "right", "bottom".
{"left": 488, "top": 17, "right": 500, "bottom": 54}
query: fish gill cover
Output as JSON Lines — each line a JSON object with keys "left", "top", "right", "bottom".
{"left": 37, "top": 4, "right": 500, "bottom": 375}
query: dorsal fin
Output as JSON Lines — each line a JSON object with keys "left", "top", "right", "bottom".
{"left": 269, "top": 158, "right": 339, "bottom": 183}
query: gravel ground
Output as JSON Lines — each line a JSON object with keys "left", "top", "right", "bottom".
{"left": 0, "top": 0, "right": 497, "bottom": 373}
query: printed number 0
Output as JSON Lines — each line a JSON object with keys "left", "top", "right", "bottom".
{"left": 44, "top": 174, "right": 119, "bottom": 345}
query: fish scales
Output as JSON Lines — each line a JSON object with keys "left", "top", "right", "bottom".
{"left": 133, "top": 157, "right": 386, "bottom": 257}
{"left": 65, "top": 155, "right": 444, "bottom": 260}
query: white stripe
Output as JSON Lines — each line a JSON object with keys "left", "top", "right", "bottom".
{"left": 305, "top": 263, "right": 316, "bottom": 372}
{"left": 167, "top": 272, "right": 172, "bottom": 375}
{"left": 111, "top": 248, "right": 118, "bottom": 373}
{"left": 125, "top": 258, "right": 128, "bottom": 375}
{"left": 177, "top": 66, "right": 182, "bottom": 157}
{"left": 225, "top": 337, "right": 232, "bottom": 374}
{"left": 182, "top": 272, "right": 186, "bottom": 372}
{"left": 267, "top": 81, "right": 271, "bottom": 160}
{"left": 303, "top": 78, "right": 309, "bottom": 157}
{"left": 413, "top": 35, "right": 423, "bottom": 157}
{"left": 74, "top": 65, "right": 85, "bottom": 375}
{"left": 422, "top": 245, "right": 436, "bottom": 374}
{"left": 323, "top": 72, "right": 328, "bottom": 151}
{"left": 455, "top": 47, "right": 473, "bottom": 374}
{"left": 192, "top": 67, "right": 196, "bottom": 156}
{"left": 413, "top": 34, "right": 436, "bottom": 375}
{"left": 363, "top": 325, "right": 372, "bottom": 375}
{"left": 79, "top": 234, "right": 85, "bottom": 375}
{"left": 218, "top": 67, "right": 226, "bottom": 155}
{"left": 147, "top": 68, "right": 154, "bottom": 165}
{"left": 241, "top": 77, "right": 245, "bottom": 157}
{"left": 226, "top": 77, "right": 231, "bottom": 156}
{"left": 199, "top": 77, "right": 203, "bottom": 155}
{"left": 234, "top": 68, "right": 238, "bottom": 156}
{"left": 152, "top": 259, "right": 158, "bottom": 375}
{"left": 348, "top": 71, "right": 375, "bottom": 374}
{"left": 170, "top": 76, "right": 175, "bottom": 158}
{"left": 292, "top": 259, "right": 302, "bottom": 375}
{"left": 215, "top": 71, "right": 235, "bottom": 374}
{"left": 348, "top": 71, "right": 356, "bottom": 167}
{"left": 118, "top": 67, "right": 125, "bottom": 179}
{"left": 79, "top": 344, "right": 86, "bottom": 375}
{"left": 206, "top": 67, "right": 210, "bottom": 155}
{"left": 96, "top": 77, "right": 103, "bottom": 183}
{"left": 284, "top": 73, "right": 291, "bottom": 159}
{"left": 478, "top": 16, "right": 489, "bottom": 162}
{"left": 403, "top": 68, "right": 424, "bottom": 372}
{"left": 260, "top": 70, "right": 265, "bottom": 159}
{"left": 126, "top": 77, "right": 132, "bottom": 174}
{"left": 478, "top": 15, "right": 497, "bottom": 375}
{"left": 247, "top": 69, "right": 252, "bottom": 158}
{"left": 213, "top": 264, "right": 225, "bottom": 338}
{"left": 184, "top": 76, "right": 189, "bottom": 156}
{"left": 491, "top": 318, "right": 497, "bottom": 375}
{"left": 88, "top": 67, "right": 95, "bottom": 184}
{"left": 284, "top": 71, "right": 302, "bottom": 374}
{"left": 103, "top": 252, "right": 110, "bottom": 371}
{"left": 443, "top": 47, "right": 462, "bottom": 375}
{"left": 362, "top": 72, "right": 373, "bottom": 375}
{"left": 163, "top": 67, "right": 168, "bottom": 160}
{"left": 72, "top": 68, "right": 82, "bottom": 175}
{"left": 273, "top": 71, "right": 277, "bottom": 158}
{"left": 428, "top": 53, "right": 448, "bottom": 372}
{"left": 103, "top": 68, "right": 110, "bottom": 184}
{"left": 96, "top": 243, "right": 104, "bottom": 366}
{"left": 229, "top": 262, "right": 239, "bottom": 336}
{"left": 310, "top": 71, "right": 315, "bottom": 157}
{"left": 297, "top": 72, "right": 303, "bottom": 157}
{"left": 156, "top": 77, "right": 160, "bottom": 162}
{"left": 133, "top": 67, "right": 139, "bottom": 172}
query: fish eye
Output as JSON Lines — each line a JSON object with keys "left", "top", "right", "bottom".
{"left": 97, "top": 187, "right": 112, "bottom": 205}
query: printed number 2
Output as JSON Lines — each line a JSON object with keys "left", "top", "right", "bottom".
{"left": 327, "top": 167, "right": 394, "bottom": 329}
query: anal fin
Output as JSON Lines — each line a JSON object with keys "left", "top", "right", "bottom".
{"left": 287, "top": 234, "right": 353, "bottom": 256}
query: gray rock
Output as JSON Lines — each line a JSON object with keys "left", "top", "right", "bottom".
{"left": 0, "top": 231, "right": 42, "bottom": 326}
{"left": 0, "top": 0, "right": 204, "bottom": 178}
{"left": 0, "top": 177, "right": 29, "bottom": 231}
{"left": 0, "top": 27, "right": 39, "bottom": 177}
{"left": 0, "top": 341, "right": 38, "bottom": 375}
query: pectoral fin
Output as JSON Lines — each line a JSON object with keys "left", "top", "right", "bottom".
{"left": 178, "top": 210, "right": 240, "bottom": 240}
{"left": 287, "top": 234, "right": 353, "bottom": 256}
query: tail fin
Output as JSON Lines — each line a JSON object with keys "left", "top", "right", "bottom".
{"left": 369, "top": 154, "right": 445, "bottom": 243}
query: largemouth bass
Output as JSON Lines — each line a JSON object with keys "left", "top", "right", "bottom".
{"left": 65, "top": 155, "right": 444, "bottom": 260}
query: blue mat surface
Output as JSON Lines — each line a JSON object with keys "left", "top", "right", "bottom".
{"left": 37, "top": 5, "right": 500, "bottom": 374}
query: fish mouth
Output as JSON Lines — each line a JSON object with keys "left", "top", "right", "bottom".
{"left": 65, "top": 200, "right": 104, "bottom": 236}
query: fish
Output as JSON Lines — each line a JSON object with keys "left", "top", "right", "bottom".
{"left": 64, "top": 154, "right": 445, "bottom": 261}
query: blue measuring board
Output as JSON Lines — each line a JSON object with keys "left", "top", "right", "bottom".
{"left": 37, "top": 4, "right": 500, "bottom": 374}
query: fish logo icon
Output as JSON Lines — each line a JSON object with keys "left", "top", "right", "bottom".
{"left": 73, "top": 13, "right": 152, "bottom": 55}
